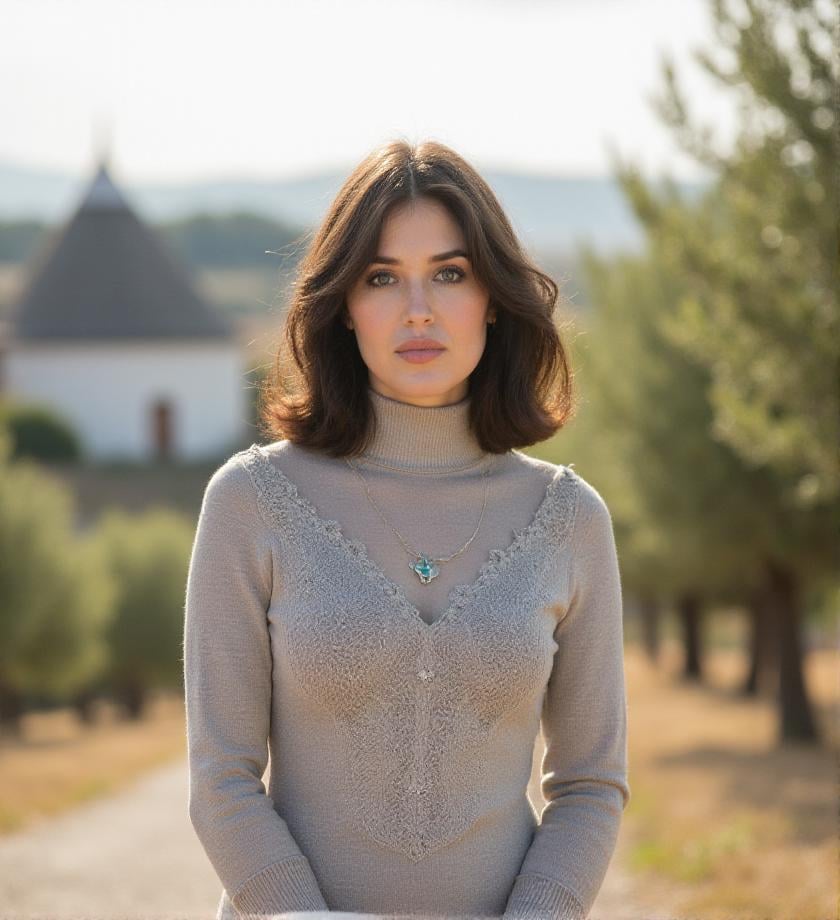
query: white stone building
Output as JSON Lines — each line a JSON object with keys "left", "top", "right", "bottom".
{"left": 4, "top": 159, "right": 246, "bottom": 461}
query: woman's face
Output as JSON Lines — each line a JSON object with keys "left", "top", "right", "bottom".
{"left": 343, "top": 196, "right": 495, "bottom": 407}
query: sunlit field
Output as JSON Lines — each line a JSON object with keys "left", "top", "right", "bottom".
{"left": 596, "top": 642, "right": 835, "bottom": 920}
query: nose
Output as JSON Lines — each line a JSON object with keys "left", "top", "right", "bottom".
{"left": 403, "top": 279, "right": 434, "bottom": 325}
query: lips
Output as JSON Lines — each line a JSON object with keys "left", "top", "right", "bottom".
{"left": 395, "top": 339, "right": 445, "bottom": 353}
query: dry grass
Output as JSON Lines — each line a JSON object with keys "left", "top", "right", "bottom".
{"left": 0, "top": 692, "right": 186, "bottom": 836}
{"left": 615, "top": 640, "right": 838, "bottom": 920}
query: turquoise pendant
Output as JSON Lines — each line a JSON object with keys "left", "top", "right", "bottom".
{"left": 410, "top": 554, "right": 440, "bottom": 584}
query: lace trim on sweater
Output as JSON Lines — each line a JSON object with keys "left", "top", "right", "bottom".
{"left": 237, "top": 443, "right": 581, "bottom": 861}
{"left": 240, "top": 443, "right": 579, "bottom": 632}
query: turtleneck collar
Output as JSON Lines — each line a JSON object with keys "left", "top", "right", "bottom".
{"left": 360, "top": 386, "right": 490, "bottom": 472}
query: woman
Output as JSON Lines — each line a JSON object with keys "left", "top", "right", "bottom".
{"left": 183, "top": 139, "right": 630, "bottom": 920}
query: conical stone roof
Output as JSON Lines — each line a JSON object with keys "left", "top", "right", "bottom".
{"left": 13, "top": 161, "right": 231, "bottom": 341}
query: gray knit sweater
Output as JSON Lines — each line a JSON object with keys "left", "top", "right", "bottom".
{"left": 183, "top": 387, "right": 629, "bottom": 920}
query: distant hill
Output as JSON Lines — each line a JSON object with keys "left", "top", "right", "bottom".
{"left": 0, "top": 160, "right": 708, "bottom": 257}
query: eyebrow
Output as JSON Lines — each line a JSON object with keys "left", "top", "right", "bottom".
{"left": 370, "top": 248, "right": 470, "bottom": 265}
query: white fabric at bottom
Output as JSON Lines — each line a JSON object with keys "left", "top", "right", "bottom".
{"left": 216, "top": 888, "right": 236, "bottom": 920}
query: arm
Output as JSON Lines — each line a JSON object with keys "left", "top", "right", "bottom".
{"left": 183, "top": 456, "right": 330, "bottom": 917}
{"left": 503, "top": 479, "right": 631, "bottom": 920}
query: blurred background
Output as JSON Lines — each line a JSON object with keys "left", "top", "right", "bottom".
{"left": 0, "top": 1, "right": 836, "bottom": 918}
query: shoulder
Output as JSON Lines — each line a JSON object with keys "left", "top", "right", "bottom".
{"left": 573, "top": 471, "right": 613, "bottom": 529}
{"left": 206, "top": 438, "right": 301, "bottom": 491}
{"left": 199, "top": 445, "right": 267, "bottom": 519}
{"left": 508, "top": 451, "right": 613, "bottom": 540}
{"left": 504, "top": 450, "right": 584, "bottom": 546}
{"left": 191, "top": 449, "right": 275, "bottom": 577}
{"left": 202, "top": 439, "right": 323, "bottom": 532}
{"left": 507, "top": 448, "right": 573, "bottom": 489}
{"left": 508, "top": 449, "right": 584, "bottom": 486}
{"left": 566, "top": 470, "right": 616, "bottom": 558}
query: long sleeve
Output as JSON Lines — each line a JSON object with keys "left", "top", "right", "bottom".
{"left": 503, "top": 478, "right": 631, "bottom": 920}
{"left": 183, "top": 456, "right": 330, "bottom": 917}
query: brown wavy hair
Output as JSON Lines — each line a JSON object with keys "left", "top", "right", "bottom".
{"left": 257, "top": 138, "right": 576, "bottom": 457}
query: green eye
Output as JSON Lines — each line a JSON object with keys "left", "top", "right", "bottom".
{"left": 367, "top": 271, "right": 394, "bottom": 287}
{"left": 438, "top": 266, "right": 465, "bottom": 283}
{"left": 365, "top": 265, "right": 466, "bottom": 287}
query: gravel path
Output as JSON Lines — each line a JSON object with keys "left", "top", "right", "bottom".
{"left": 0, "top": 759, "right": 218, "bottom": 920}
{"left": 0, "top": 756, "right": 660, "bottom": 920}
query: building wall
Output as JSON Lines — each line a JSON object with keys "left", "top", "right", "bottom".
{"left": 5, "top": 340, "right": 249, "bottom": 461}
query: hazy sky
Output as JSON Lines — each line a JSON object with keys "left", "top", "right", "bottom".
{"left": 4, "top": 0, "right": 738, "bottom": 183}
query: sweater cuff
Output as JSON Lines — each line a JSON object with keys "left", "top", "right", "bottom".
{"left": 502, "top": 873, "right": 586, "bottom": 920}
{"left": 230, "top": 855, "right": 330, "bottom": 916}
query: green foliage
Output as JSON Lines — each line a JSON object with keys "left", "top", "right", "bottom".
{"left": 613, "top": 0, "right": 838, "bottom": 509}
{"left": 0, "top": 398, "right": 82, "bottom": 461}
{"left": 579, "top": 0, "right": 840, "bottom": 599}
{"left": 1, "top": 210, "right": 309, "bottom": 270}
{"left": 0, "top": 426, "right": 199, "bottom": 713}
{"left": 159, "top": 210, "right": 307, "bottom": 269}
{"left": 575, "top": 238, "right": 779, "bottom": 601}
{"left": 0, "top": 447, "right": 116, "bottom": 698}
{"left": 90, "top": 506, "right": 195, "bottom": 693}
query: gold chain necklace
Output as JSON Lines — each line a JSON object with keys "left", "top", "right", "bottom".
{"left": 344, "top": 455, "right": 498, "bottom": 584}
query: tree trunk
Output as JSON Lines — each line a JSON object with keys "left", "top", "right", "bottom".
{"left": 741, "top": 582, "right": 778, "bottom": 698}
{"left": 118, "top": 679, "right": 146, "bottom": 720}
{"left": 0, "top": 679, "right": 25, "bottom": 737}
{"left": 639, "top": 594, "right": 661, "bottom": 664}
{"left": 765, "top": 557, "right": 819, "bottom": 745}
{"left": 678, "top": 592, "right": 703, "bottom": 681}
{"left": 72, "top": 687, "right": 100, "bottom": 725}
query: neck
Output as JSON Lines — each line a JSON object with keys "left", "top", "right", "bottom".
{"left": 360, "top": 386, "right": 490, "bottom": 473}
